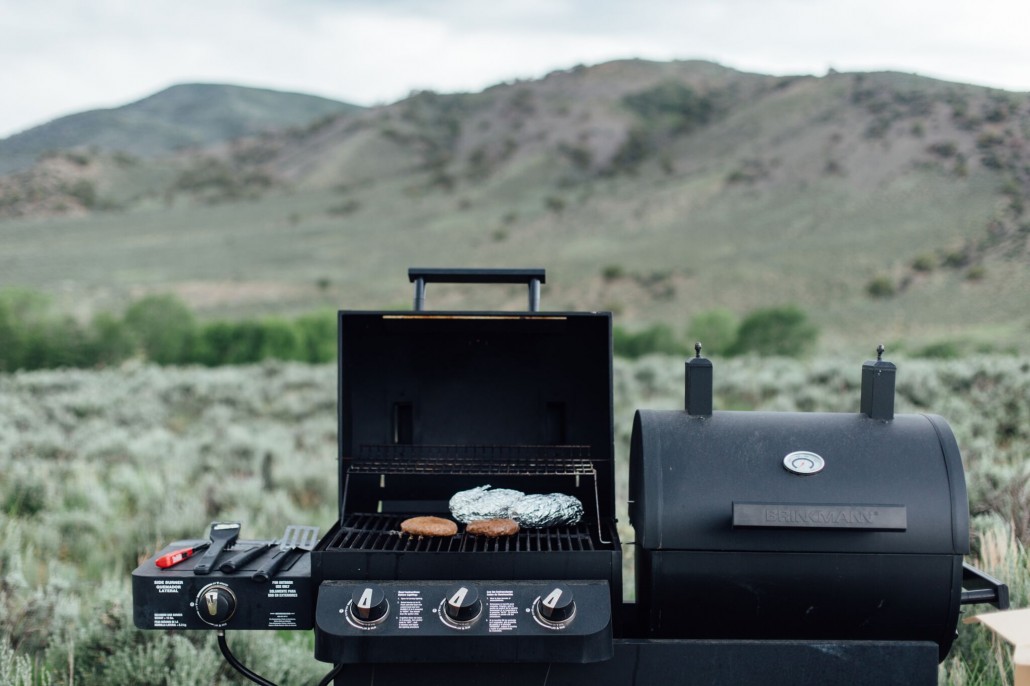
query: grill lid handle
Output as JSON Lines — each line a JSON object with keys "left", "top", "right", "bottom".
{"left": 408, "top": 268, "right": 545, "bottom": 312}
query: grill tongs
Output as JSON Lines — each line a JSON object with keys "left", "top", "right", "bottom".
{"left": 252, "top": 525, "right": 319, "bottom": 583}
{"left": 192, "top": 521, "right": 241, "bottom": 575}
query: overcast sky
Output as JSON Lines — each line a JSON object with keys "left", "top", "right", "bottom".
{"left": 3, "top": 0, "right": 1029, "bottom": 139}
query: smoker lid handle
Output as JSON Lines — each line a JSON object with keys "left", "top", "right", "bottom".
{"left": 408, "top": 268, "right": 545, "bottom": 312}
{"left": 961, "top": 562, "right": 1009, "bottom": 609}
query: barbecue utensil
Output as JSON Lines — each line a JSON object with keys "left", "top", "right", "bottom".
{"left": 252, "top": 525, "right": 319, "bottom": 583}
{"left": 155, "top": 541, "right": 210, "bottom": 569}
{"left": 218, "top": 541, "right": 273, "bottom": 574}
{"left": 219, "top": 523, "right": 306, "bottom": 573}
{"left": 192, "top": 521, "right": 241, "bottom": 575}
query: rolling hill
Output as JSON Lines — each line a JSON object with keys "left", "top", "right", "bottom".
{"left": 0, "top": 60, "right": 1027, "bottom": 356}
{"left": 0, "top": 83, "right": 360, "bottom": 175}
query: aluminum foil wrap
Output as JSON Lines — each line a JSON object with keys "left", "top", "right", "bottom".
{"left": 448, "top": 485, "right": 525, "bottom": 524}
{"left": 509, "top": 493, "right": 584, "bottom": 528}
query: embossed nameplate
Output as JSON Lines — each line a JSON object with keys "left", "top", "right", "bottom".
{"left": 733, "top": 503, "right": 907, "bottom": 531}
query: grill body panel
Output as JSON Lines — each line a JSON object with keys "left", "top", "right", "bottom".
{"left": 636, "top": 551, "right": 961, "bottom": 648}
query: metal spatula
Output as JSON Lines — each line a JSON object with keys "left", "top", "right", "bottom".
{"left": 252, "top": 525, "right": 319, "bottom": 583}
{"left": 192, "top": 521, "right": 241, "bottom": 575}
{"left": 219, "top": 523, "right": 304, "bottom": 573}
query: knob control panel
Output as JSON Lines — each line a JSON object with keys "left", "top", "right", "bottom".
{"left": 196, "top": 583, "right": 237, "bottom": 626}
{"left": 315, "top": 580, "right": 613, "bottom": 664}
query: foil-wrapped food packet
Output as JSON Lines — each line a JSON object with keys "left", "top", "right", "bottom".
{"left": 448, "top": 485, "right": 525, "bottom": 524}
{"left": 449, "top": 486, "right": 583, "bottom": 528}
{"left": 509, "top": 493, "right": 584, "bottom": 528}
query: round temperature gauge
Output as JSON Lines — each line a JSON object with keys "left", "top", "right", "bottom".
{"left": 783, "top": 451, "right": 825, "bottom": 475}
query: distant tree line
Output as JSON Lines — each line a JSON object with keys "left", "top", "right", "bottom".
{"left": 613, "top": 305, "right": 819, "bottom": 360}
{"left": 1, "top": 290, "right": 975, "bottom": 372}
{"left": 0, "top": 290, "right": 336, "bottom": 372}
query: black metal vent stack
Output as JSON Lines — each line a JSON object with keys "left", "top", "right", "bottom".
{"left": 685, "top": 342, "right": 713, "bottom": 417}
{"left": 861, "top": 344, "right": 896, "bottom": 420}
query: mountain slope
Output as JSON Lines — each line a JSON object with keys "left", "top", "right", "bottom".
{"left": 243, "top": 59, "right": 1028, "bottom": 296}
{"left": 0, "top": 83, "right": 361, "bottom": 174}
{"left": 0, "top": 60, "right": 1027, "bottom": 354}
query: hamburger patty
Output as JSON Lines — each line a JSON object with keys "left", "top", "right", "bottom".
{"left": 400, "top": 516, "right": 458, "bottom": 537}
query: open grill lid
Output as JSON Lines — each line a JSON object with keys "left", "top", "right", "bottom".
{"left": 337, "top": 307, "right": 615, "bottom": 523}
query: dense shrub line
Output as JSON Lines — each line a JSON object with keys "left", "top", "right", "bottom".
{"left": 0, "top": 290, "right": 997, "bottom": 369}
{"left": 0, "top": 290, "right": 337, "bottom": 372}
{"left": 614, "top": 305, "right": 818, "bottom": 359}
{"left": 2, "top": 290, "right": 818, "bottom": 369}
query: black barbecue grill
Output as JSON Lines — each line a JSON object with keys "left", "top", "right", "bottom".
{"left": 131, "top": 267, "right": 1008, "bottom": 686}
{"left": 308, "top": 273, "right": 622, "bottom": 670}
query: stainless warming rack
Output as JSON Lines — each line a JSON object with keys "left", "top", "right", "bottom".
{"left": 347, "top": 444, "right": 597, "bottom": 475}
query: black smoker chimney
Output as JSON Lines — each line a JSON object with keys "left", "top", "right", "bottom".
{"left": 685, "top": 342, "right": 713, "bottom": 417}
{"left": 861, "top": 344, "right": 896, "bottom": 421}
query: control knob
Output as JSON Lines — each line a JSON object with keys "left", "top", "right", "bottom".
{"left": 441, "top": 585, "right": 482, "bottom": 626}
{"left": 348, "top": 586, "right": 389, "bottom": 626}
{"left": 196, "top": 583, "right": 237, "bottom": 626}
{"left": 534, "top": 586, "right": 575, "bottom": 627}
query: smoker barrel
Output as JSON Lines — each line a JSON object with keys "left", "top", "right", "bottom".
{"left": 629, "top": 352, "right": 982, "bottom": 660}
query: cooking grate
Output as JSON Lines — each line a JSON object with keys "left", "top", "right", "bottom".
{"left": 340, "top": 444, "right": 610, "bottom": 545}
{"left": 325, "top": 513, "right": 611, "bottom": 553}
{"left": 348, "top": 445, "right": 597, "bottom": 476}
